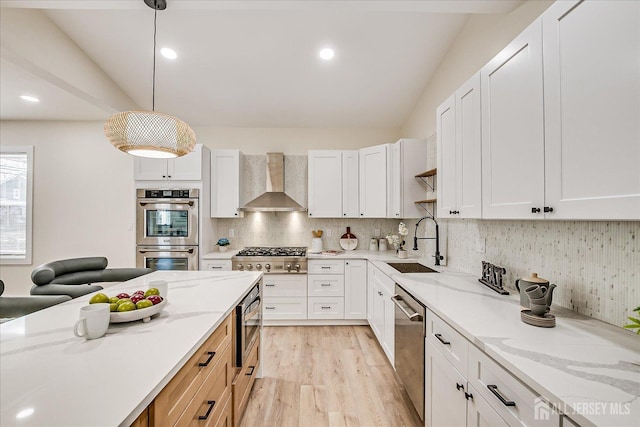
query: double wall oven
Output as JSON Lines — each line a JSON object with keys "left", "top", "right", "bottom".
{"left": 136, "top": 189, "right": 199, "bottom": 271}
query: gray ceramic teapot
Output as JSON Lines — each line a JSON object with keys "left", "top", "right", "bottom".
{"left": 515, "top": 273, "right": 554, "bottom": 308}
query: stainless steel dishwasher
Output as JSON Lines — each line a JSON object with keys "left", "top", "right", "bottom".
{"left": 392, "top": 284, "right": 426, "bottom": 421}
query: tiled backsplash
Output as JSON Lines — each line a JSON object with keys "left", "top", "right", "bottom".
{"left": 443, "top": 219, "right": 639, "bottom": 328}
{"left": 215, "top": 214, "right": 405, "bottom": 252}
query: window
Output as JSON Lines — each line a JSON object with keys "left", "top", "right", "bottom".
{"left": 1, "top": 146, "right": 33, "bottom": 264}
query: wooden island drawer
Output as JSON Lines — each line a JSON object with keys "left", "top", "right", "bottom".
{"left": 153, "top": 313, "right": 232, "bottom": 427}
{"left": 175, "top": 342, "right": 233, "bottom": 426}
{"left": 232, "top": 337, "right": 260, "bottom": 426}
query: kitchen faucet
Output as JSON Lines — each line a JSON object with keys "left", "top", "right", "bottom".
{"left": 413, "top": 215, "right": 444, "bottom": 266}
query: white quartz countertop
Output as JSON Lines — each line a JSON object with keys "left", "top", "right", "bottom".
{"left": 370, "top": 260, "right": 639, "bottom": 427}
{"left": 308, "top": 249, "right": 428, "bottom": 262}
{"left": 0, "top": 270, "right": 262, "bottom": 427}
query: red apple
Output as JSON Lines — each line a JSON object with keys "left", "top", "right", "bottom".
{"left": 147, "top": 295, "right": 163, "bottom": 305}
{"left": 132, "top": 290, "right": 145, "bottom": 296}
{"left": 116, "top": 293, "right": 130, "bottom": 300}
{"left": 131, "top": 294, "right": 145, "bottom": 304}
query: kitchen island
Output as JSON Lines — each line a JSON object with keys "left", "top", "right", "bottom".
{"left": 0, "top": 270, "right": 262, "bottom": 427}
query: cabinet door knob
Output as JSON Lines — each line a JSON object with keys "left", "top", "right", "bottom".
{"left": 234, "top": 212, "right": 238, "bottom": 216}
{"left": 531, "top": 207, "right": 541, "bottom": 213}
{"left": 544, "top": 206, "right": 554, "bottom": 213}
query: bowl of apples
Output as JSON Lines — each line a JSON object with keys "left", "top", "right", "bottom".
{"left": 89, "top": 288, "right": 167, "bottom": 323}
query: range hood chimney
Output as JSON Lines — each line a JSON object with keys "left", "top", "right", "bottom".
{"left": 239, "top": 153, "right": 307, "bottom": 212}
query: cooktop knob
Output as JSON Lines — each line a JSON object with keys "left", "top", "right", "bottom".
{"left": 286, "top": 264, "right": 292, "bottom": 272}
{"left": 265, "top": 263, "right": 271, "bottom": 271}
{"left": 237, "top": 264, "right": 244, "bottom": 271}
{"left": 247, "top": 264, "right": 253, "bottom": 270}
{"left": 295, "top": 264, "right": 301, "bottom": 272}
{"left": 256, "top": 263, "right": 262, "bottom": 270}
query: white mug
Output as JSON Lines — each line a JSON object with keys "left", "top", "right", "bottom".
{"left": 149, "top": 280, "right": 169, "bottom": 298}
{"left": 74, "top": 304, "right": 109, "bottom": 340}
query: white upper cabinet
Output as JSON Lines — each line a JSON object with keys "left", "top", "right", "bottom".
{"left": 359, "top": 144, "right": 389, "bottom": 218}
{"left": 388, "top": 139, "right": 428, "bottom": 219}
{"left": 342, "top": 151, "right": 360, "bottom": 218}
{"left": 134, "top": 144, "right": 207, "bottom": 181}
{"left": 307, "top": 150, "right": 359, "bottom": 218}
{"left": 455, "top": 74, "right": 482, "bottom": 218}
{"left": 437, "top": 94, "right": 457, "bottom": 219}
{"left": 481, "top": 20, "right": 545, "bottom": 219}
{"left": 308, "top": 150, "right": 343, "bottom": 218}
{"left": 542, "top": 0, "right": 640, "bottom": 220}
{"left": 211, "top": 149, "right": 243, "bottom": 218}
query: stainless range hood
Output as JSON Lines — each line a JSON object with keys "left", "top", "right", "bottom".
{"left": 239, "top": 153, "right": 307, "bottom": 212}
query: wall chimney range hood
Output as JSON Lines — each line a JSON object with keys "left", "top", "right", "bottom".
{"left": 239, "top": 153, "right": 307, "bottom": 212}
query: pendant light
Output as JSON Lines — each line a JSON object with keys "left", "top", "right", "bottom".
{"left": 104, "top": 0, "right": 195, "bottom": 159}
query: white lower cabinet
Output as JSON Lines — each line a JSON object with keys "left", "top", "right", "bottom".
{"left": 425, "top": 309, "right": 559, "bottom": 427}
{"left": 308, "top": 297, "right": 344, "bottom": 319}
{"left": 426, "top": 340, "right": 470, "bottom": 427}
{"left": 468, "top": 345, "right": 559, "bottom": 427}
{"left": 344, "top": 260, "right": 367, "bottom": 320}
{"left": 200, "top": 260, "right": 232, "bottom": 271}
{"left": 367, "top": 263, "right": 394, "bottom": 365}
{"left": 263, "top": 275, "right": 307, "bottom": 320}
{"left": 262, "top": 297, "right": 307, "bottom": 320}
{"left": 265, "top": 260, "right": 367, "bottom": 323}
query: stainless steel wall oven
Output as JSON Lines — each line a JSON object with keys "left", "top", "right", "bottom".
{"left": 136, "top": 189, "right": 199, "bottom": 270}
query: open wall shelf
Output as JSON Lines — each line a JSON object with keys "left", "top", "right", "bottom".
{"left": 415, "top": 168, "right": 437, "bottom": 191}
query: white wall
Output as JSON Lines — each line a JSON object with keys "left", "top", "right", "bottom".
{"left": 0, "top": 121, "right": 137, "bottom": 295}
{"left": 0, "top": 121, "right": 400, "bottom": 295}
{"left": 399, "top": 0, "right": 640, "bottom": 328}
{"left": 402, "top": 0, "right": 554, "bottom": 137}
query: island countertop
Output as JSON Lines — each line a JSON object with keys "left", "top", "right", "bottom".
{"left": 0, "top": 270, "right": 262, "bottom": 427}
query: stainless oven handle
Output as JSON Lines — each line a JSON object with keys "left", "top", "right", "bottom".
{"left": 391, "top": 294, "right": 423, "bottom": 322}
{"left": 244, "top": 297, "right": 261, "bottom": 318}
{"left": 138, "top": 248, "right": 195, "bottom": 254}
{"left": 139, "top": 201, "right": 195, "bottom": 207}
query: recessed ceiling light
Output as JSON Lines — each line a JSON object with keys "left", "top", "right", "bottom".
{"left": 319, "top": 48, "right": 335, "bottom": 60}
{"left": 161, "top": 47, "right": 177, "bottom": 60}
{"left": 20, "top": 95, "right": 39, "bottom": 103}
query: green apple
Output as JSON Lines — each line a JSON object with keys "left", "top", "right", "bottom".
{"left": 144, "top": 288, "right": 160, "bottom": 297}
{"left": 116, "top": 298, "right": 132, "bottom": 306}
{"left": 109, "top": 302, "right": 118, "bottom": 312}
{"left": 89, "top": 293, "right": 109, "bottom": 304}
{"left": 117, "top": 301, "right": 136, "bottom": 312}
{"left": 136, "top": 300, "right": 153, "bottom": 309}
{"left": 109, "top": 296, "right": 119, "bottom": 304}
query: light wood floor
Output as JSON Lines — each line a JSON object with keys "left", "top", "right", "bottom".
{"left": 240, "top": 326, "right": 423, "bottom": 427}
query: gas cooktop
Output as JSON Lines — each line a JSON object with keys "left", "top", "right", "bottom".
{"left": 235, "top": 247, "right": 307, "bottom": 257}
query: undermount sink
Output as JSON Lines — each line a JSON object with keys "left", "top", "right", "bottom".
{"left": 386, "top": 262, "right": 438, "bottom": 273}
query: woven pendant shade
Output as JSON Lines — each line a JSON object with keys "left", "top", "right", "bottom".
{"left": 104, "top": 0, "right": 196, "bottom": 159}
{"left": 104, "top": 110, "right": 196, "bottom": 158}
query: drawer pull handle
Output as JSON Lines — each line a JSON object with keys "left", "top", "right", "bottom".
{"left": 321, "top": 266, "right": 331, "bottom": 269}
{"left": 198, "top": 400, "right": 216, "bottom": 420}
{"left": 265, "top": 306, "right": 276, "bottom": 310}
{"left": 465, "top": 392, "right": 473, "bottom": 401}
{"left": 211, "top": 266, "right": 222, "bottom": 269}
{"left": 434, "top": 333, "right": 451, "bottom": 345}
{"left": 321, "top": 283, "right": 332, "bottom": 286}
{"left": 456, "top": 383, "right": 464, "bottom": 391}
{"left": 198, "top": 351, "right": 216, "bottom": 367}
{"left": 321, "top": 306, "right": 331, "bottom": 309}
{"left": 246, "top": 365, "right": 255, "bottom": 376}
{"left": 265, "top": 284, "right": 276, "bottom": 287}
{"left": 487, "top": 385, "right": 516, "bottom": 407}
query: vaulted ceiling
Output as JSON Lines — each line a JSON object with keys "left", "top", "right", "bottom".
{"left": 0, "top": 1, "right": 523, "bottom": 128}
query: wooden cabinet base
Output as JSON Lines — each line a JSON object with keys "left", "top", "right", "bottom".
{"left": 232, "top": 337, "right": 260, "bottom": 426}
